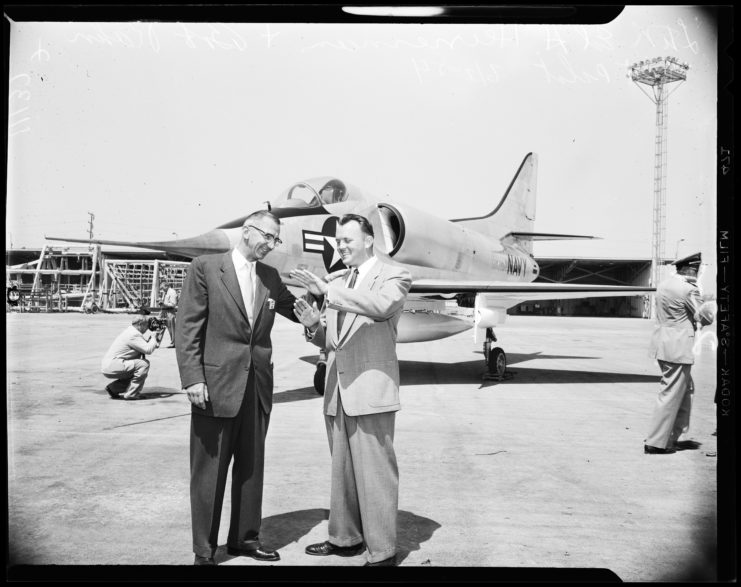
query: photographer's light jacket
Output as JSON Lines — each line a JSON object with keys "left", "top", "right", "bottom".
{"left": 101, "top": 325, "right": 159, "bottom": 370}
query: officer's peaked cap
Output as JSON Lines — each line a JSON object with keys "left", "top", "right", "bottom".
{"left": 672, "top": 252, "right": 702, "bottom": 268}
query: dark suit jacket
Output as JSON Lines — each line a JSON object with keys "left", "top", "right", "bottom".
{"left": 176, "top": 252, "right": 297, "bottom": 417}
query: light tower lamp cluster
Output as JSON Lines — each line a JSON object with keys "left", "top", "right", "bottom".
{"left": 629, "top": 56, "right": 690, "bottom": 86}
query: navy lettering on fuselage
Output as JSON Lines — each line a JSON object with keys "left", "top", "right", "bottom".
{"left": 507, "top": 254, "right": 525, "bottom": 276}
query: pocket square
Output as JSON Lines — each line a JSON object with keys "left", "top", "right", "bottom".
{"left": 268, "top": 298, "right": 276, "bottom": 310}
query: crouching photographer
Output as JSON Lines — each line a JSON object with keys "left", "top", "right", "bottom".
{"left": 101, "top": 313, "right": 166, "bottom": 400}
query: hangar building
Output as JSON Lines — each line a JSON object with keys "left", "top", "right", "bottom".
{"left": 6, "top": 247, "right": 651, "bottom": 318}
{"left": 509, "top": 256, "right": 652, "bottom": 318}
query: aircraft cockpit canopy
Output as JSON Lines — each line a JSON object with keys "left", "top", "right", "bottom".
{"left": 216, "top": 177, "right": 356, "bottom": 230}
{"left": 273, "top": 177, "right": 349, "bottom": 209}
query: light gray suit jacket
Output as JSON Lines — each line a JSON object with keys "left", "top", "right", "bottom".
{"left": 309, "top": 259, "right": 412, "bottom": 417}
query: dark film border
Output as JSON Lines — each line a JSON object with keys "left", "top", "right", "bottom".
{"left": 2, "top": 2, "right": 734, "bottom": 583}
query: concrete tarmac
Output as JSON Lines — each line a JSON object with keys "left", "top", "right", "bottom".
{"left": 6, "top": 312, "right": 720, "bottom": 580}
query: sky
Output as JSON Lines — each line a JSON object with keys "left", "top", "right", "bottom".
{"left": 5, "top": 6, "right": 721, "bottom": 292}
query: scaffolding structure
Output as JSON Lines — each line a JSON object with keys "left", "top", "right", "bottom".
{"left": 629, "top": 56, "right": 689, "bottom": 316}
{"left": 6, "top": 245, "right": 100, "bottom": 312}
{"left": 6, "top": 246, "right": 188, "bottom": 313}
{"left": 98, "top": 258, "right": 188, "bottom": 311}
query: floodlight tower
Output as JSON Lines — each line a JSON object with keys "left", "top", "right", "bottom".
{"left": 628, "top": 56, "right": 690, "bottom": 310}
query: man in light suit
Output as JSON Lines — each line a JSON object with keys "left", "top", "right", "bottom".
{"left": 645, "top": 252, "right": 714, "bottom": 454}
{"left": 176, "top": 210, "right": 299, "bottom": 565}
{"left": 292, "top": 213, "right": 412, "bottom": 567}
{"left": 158, "top": 281, "right": 178, "bottom": 348}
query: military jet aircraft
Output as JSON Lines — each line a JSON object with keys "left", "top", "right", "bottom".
{"left": 48, "top": 153, "right": 653, "bottom": 388}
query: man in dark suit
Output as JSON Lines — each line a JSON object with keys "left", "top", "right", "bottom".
{"left": 176, "top": 210, "right": 298, "bottom": 565}
{"left": 645, "top": 252, "right": 714, "bottom": 454}
{"left": 292, "top": 214, "right": 412, "bottom": 567}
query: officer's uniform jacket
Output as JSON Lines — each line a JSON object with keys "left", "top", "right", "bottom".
{"left": 648, "top": 272, "right": 703, "bottom": 364}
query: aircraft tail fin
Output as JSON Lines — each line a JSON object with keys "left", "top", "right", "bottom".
{"left": 450, "top": 153, "right": 537, "bottom": 252}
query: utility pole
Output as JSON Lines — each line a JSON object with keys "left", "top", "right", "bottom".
{"left": 87, "top": 212, "right": 95, "bottom": 251}
{"left": 675, "top": 238, "right": 685, "bottom": 259}
{"left": 629, "top": 56, "right": 689, "bottom": 317}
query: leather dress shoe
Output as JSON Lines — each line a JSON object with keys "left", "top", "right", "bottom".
{"left": 105, "top": 385, "right": 121, "bottom": 399}
{"left": 227, "top": 545, "right": 280, "bottom": 562}
{"left": 305, "top": 541, "right": 365, "bottom": 557}
{"left": 194, "top": 554, "right": 216, "bottom": 565}
{"left": 644, "top": 444, "right": 676, "bottom": 454}
{"left": 364, "top": 555, "right": 397, "bottom": 567}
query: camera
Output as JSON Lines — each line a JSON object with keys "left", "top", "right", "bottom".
{"left": 148, "top": 317, "right": 167, "bottom": 331}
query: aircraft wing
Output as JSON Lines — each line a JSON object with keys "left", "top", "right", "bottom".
{"left": 45, "top": 233, "right": 229, "bottom": 259}
{"left": 409, "top": 280, "right": 653, "bottom": 300}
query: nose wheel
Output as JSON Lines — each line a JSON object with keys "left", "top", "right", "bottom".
{"left": 483, "top": 327, "right": 507, "bottom": 380}
{"left": 314, "top": 359, "right": 326, "bottom": 396}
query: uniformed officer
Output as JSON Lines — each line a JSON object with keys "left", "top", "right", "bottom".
{"left": 644, "top": 252, "right": 714, "bottom": 454}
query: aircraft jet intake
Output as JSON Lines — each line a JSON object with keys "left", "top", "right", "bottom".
{"left": 375, "top": 203, "right": 520, "bottom": 279}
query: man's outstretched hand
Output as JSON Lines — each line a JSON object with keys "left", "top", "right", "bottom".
{"left": 290, "top": 269, "right": 329, "bottom": 297}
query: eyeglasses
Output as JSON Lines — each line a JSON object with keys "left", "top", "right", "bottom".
{"left": 247, "top": 225, "right": 282, "bottom": 247}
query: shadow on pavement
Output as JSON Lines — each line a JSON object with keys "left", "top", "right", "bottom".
{"left": 302, "top": 352, "right": 600, "bottom": 368}
{"left": 260, "top": 508, "right": 329, "bottom": 550}
{"left": 400, "top": 360, "right": 657, "bottom": 386}
{"left": 99, "top": 387, "right": 181, "bottom": 400}
{"left": 476, "top": 351, "right": 603, "bottom": 364}
{"left": 301, "top": 354, "right": 653, "bottom": 387}
{"left": 273, "top": 386, "right": 319, "bottom": 404}
{"left": 675, "top": 440, "right": 702, "bottom": 451}
{"left": 396, "top": 510, "right": 442, "bottom": 563}
{"left": 217, "top": 508, "right": 440, "bottom": 564}
{"left": 481, "top": 366, "right": 658, "bottom": 386}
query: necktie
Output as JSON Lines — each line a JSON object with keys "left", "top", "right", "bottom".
{"left": 241, "top": 262, "right": 254, "bottom": 324}
{"left": 336, "top": 268, "right": 358, "bottom": 333}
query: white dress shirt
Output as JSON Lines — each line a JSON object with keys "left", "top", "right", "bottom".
{"left": 349, "top": 256, "right": 377, "bottom": 288}
{"left": 231, "top": 248, "right": 256, "bottom": 324}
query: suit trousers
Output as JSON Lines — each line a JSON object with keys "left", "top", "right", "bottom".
{"left": 159, "top": 307, "right": 176, "bottom": 344}
{"left": 190, "top": 372, "right": 270, "bottom": 558}
{"left": 325, "top": 390, "right": 398, "bottom": 563}
{"left": 645, "top": 360, "right": 694, "bottom": 449}
{"left": 102, "top": 358, "right": 150, "bottom": 398}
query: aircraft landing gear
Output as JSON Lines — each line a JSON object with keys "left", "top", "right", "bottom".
{"left": 483, "top": 327, "right": 507, "bottom": 380}
{"left": 313, "top": 359, "right": 326, "bottom": 396}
